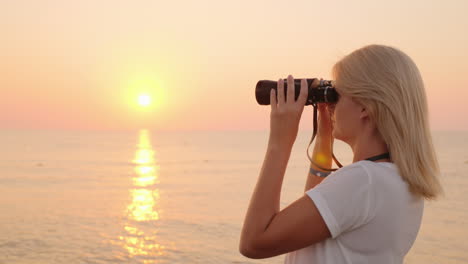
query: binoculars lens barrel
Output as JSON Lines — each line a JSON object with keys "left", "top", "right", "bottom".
{"left": 255, "top": 78, "right": 339, "bottom": 105}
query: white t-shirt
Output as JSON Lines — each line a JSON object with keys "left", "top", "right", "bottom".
{"left": 284, "top": 160, "right": 424, "bottom": 264}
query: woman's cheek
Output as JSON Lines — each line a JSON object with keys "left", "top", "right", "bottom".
{"left": 328, "top": 104, "right": 336, "bottom": 120}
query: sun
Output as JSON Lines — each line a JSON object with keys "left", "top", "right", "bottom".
{"left": 137, "top": 94, "right": 152, "bottom": 107}
{"left": 125, "top": 74, "right": 168, "bottom": 112}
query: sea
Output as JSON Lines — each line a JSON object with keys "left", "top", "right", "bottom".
{"left": 0, "top": 129, "right": 467, "bottom": 264}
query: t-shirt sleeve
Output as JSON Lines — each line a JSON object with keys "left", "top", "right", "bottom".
{"left": 305, "top": 163, "right": 375, "bottom": 238}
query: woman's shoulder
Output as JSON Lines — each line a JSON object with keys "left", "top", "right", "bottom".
{"left": 326, "top": 161, "right": 371, "bottom": 183}
{"left": 330, "top": 160, "right": 372, "bottom": 176}
{"left": 328, "top": 160, "right": 398, "bottom": 183}
{"left": 355, "top": 160, "right": 408, "bottom": 189}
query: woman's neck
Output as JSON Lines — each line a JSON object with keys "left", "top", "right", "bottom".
{"left": 351, "top": 129, "right": 390, "bottom": 163}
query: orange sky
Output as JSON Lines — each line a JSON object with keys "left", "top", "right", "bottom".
{"left": 1, "top": 0, "right": 467, "bottom": 131}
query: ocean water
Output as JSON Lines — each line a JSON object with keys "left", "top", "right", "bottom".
{"left": 0, "top": 129, "right": 467, "bottom": 264}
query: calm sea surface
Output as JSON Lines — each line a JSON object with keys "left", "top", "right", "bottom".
{"left": 0, "top": 129, "right": 467, "bottom": 263}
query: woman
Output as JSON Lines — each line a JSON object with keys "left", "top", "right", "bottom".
{"left": 239, "top": 44, "right": 443, "bottom": 263}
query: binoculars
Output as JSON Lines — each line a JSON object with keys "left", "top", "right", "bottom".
{"left": 255, "top": 78, "right": 339, "bottom": 105}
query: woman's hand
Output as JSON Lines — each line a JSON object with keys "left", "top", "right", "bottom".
{"left": 268, "top": 75, "right": 308, "bottom": 150}
{"left": 306, "top": 78, "right": 334, "bottom": 139}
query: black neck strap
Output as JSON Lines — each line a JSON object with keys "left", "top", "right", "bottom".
{"left": 365, "top": 152, "right": 391, "bottom": 161}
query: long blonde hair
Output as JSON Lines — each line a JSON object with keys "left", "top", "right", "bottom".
{"left": 332, "top": 44, "right": 443, "bottom": 200}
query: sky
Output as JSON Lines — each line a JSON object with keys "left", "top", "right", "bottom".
{"left": 1, "top": 0, "right": 467, "bottom": 131}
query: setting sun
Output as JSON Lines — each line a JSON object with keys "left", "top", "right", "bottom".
{"left": 138, "top": 94, "right": 152, "bottom": 107}
{"left": 124, "top": 74, "right": 169, "bottom": 115}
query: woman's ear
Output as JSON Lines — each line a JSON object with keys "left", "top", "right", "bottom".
{"left": 360, "top": 107, "right": 369, "bottom": 119}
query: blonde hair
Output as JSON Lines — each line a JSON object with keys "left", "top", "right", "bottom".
{"left": 332, "top": 44, "right": 443, "bottom": 200}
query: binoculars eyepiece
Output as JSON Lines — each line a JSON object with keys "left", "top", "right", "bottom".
{"left": 255, "top": 78, "right": 339, "bottom": 105}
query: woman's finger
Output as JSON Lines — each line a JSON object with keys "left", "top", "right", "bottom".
{"left": 270, "top": 88, "right": 277, "bottom": 111}
{"left": 277, "top": 78, "right": 285, "bottom": 105}
{"left": 298, "top": 78, "right": 308, "bottom": 105}
{"left": 287, "top": 75, "right": 294, "bottom": 103}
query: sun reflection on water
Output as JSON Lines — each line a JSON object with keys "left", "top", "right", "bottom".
{"left": 117, "top": 129, "right": 166, "bottom": 259}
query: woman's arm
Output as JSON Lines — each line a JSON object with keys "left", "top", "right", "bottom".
{"left": 305, "top": 103, "right": 335, "bottom": 191}
{"left": 305, "top": 135, "right": 333, "bottom": 191}
{"left": 239, "top": 76, "right": 331, "bottom": 259}
{"left": 239, "top": 143, "right": 331, "bottom": 259}
{"left": 239, "top": 143, "right": 292, "bottom": 256}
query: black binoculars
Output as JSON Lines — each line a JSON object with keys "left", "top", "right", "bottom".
{"left": 255, "top": 78, "right": 339, "bottom": 105}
